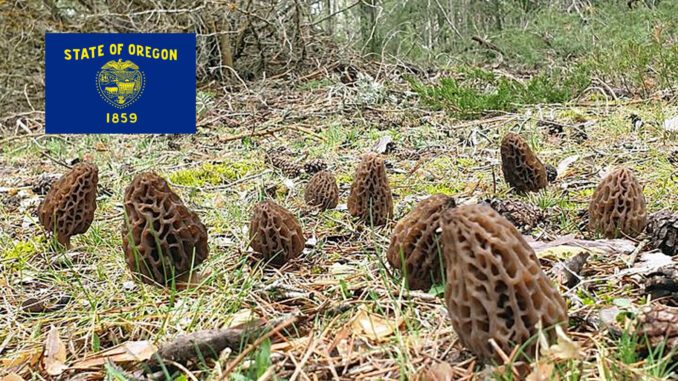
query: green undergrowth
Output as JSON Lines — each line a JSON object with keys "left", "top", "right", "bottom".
{"left": 168, "top": 159, "right": 263, "bottom": 187}
{"left": 407, "top": 67, "right": 590, "bottom": 119}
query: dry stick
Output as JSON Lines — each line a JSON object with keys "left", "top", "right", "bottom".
{"left": 219, "top": 315, "right": 298, "bottom": 379}
{"left": 289, "top": 333, "right": 318, "bottom": 381}
{"left": 625, "top": 238, "right": 650, "bottom": 267}
{"left": 218, "top": 126, "right": 287, "bottom": 143}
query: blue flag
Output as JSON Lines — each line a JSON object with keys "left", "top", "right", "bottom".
{"left": 45, "top": 33, "right": 196, "bottom": 134}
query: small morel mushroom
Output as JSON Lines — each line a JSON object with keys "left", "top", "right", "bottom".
{"left": 38, "top": 163, "right": 99, "bottom": 248}
{"left": 304, "top": 170, "right": 339, "bottom": 210}
{"left": 442, "top": 204, "right": 568, "bottom": 363}
{"left": 303, "top": 159, "right": 328, "bottom": 175}
{"left": 347, "top": 153, "right": 393, "bottom": 226}
{"left": 386, "top": 194, "right": 456, "bottom": 291}
{"left": 249, "top": 201, "right": 304, "bottom": 266}
{"left": 646, "top": 211, "right": 677, "bottom": 256}
{"left": 121, "top": 172, "right": 209, "bottom": 287}
{"left": 500, "top": 132, "right": 548, "bottom": 193}
{"left": 588, "top": 167, "right": 646, "bottom": 239}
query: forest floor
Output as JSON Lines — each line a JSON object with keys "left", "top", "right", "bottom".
{"left": 0, "top": 69, "right": 677, "bottom": 380}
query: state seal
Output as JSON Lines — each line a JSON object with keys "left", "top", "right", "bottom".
{"left": 96, "top": 59, "right": 145, "bottom": 109}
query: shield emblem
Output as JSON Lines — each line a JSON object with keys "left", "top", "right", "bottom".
{"left": 96, "top": 59, "right": 145, "bottom": 109}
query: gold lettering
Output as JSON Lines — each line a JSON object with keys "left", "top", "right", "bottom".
{"left": 64, "top": 49, "right": 71, "bottom": 60}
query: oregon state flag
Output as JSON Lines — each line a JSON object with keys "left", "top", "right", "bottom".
{"left": 46, "top": 33, "right": 196, "bottom": 134}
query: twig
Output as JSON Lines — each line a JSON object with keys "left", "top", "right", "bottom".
{"left": 625, "top": 238, "right": 649, "bottom": 267}
{"left": 220, "top": 315, "right": 298, "bottom": 378}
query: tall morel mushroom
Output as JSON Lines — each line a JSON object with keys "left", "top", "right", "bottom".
{"left": 500, "top": 132, "right": 548, "bottom": 193}
{"left": 347, "top": 153, "right": 393, "bottom": 226}
{"left": 38, "top": 162, "right": 99, "bottom": 248}
{"left": 589, "top": 167, "right": 647, "bottom": 239}
{"left": 442, "top": 204, "right": 568, "bottom": 363}
{"left": 122, "top": 172, "right": 209, "bottom": 287}
{"left": 304, "top": 170, "right": 339, "bottom": 210}
{"left": 387, "top": 194, "right": 456, "bottom": 291}
{"left": 249, "top": 201, "right": 304, "bottom": 266}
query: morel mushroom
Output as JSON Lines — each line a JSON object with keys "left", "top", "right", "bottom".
{"left": 347, "top": 153, "right": 393, "bottom": 226}
{"left": 387, "top": 194, "right": 456, "bottom": 291}
{"left": 588, "top": 167, "right": 646, "bottom": 238}
{"left": 500, "top": 132, "right": 548, "bottom": 193}
{"left": 442, "top": 204, "right": 568, "bottom": 363}
{"left": 38, "top": 162, "right": 99, "bottom": 248}
{"left": 304, "top": 170, "right": 339, "bottom": 210}
{"left": 249, "top": 201, "right": 304, "bottom": 266}
{"left": 122, "top": 172, "right": 209, "bottom": 287}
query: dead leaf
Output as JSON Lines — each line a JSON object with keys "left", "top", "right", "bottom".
{"left": 373, "top": 135, "right": 393, "bottom": 154}
{"left": 43, "top": 325, "right": 67, "bottom": 376}
{"left": 540, "top": 325, "right": 581, "bottom": 361}
{"left": 664, "top": 116, "right": 678, "bottom": 132}
{"left": 555, "top": 155, "right": 579, "bottom": 179}
{"left": 526, "top": 362, "right": 556, "bottom": 381}
{"left": 536, "top": 245, "right": 593, "bottom": 260}
{"left": 350, "top": 307, "right": 402, "bottom": 342}
{"left": 0, "top": 373, "right": 25, "bottom": 381}
{"left": 413, "top": 362, "right": 455, "bottom": 381}
{"left": 71, "top": 341, "right": 157, "bottom": 369}
{"left": 225, "top": 309, "right": 257, "bottom": 328}
{"left": 1, "top": 348, "right": 41, "bottom": 369}
{"left": 93, "top": 141, "right": 108, "bottom": 152}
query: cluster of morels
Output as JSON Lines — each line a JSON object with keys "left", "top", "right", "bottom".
{"left": 35, "top": 131, "right": 676, "bottom": 369}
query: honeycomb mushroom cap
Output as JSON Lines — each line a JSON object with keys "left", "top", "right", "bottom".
{"left": 304, "top": 170, "right": 339, "bottom": 210}
{"left": 500, "top": 132, "right": 548, "bottom": 193}
{"left": 249, "top": 201, "right": 304, "bottom": 266}
{"left": 442, "top": 204, "right": 568, "bottom": 363}
{"left": 121, "top": 172, "right": 209, "bottom": 287}
{"left": 347, "top": 153, "right": 393, "bottom": 226}
{"left": 387, "top": 194, "right": 456, "bottom": 290}
{"left": 588, "top": 167, "right": 647, "bottom": 239}
{"left": 38, "top": 162, "right": 99, "bottom": 247}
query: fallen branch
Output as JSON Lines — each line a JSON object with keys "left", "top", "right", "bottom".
{"left": 144, "top": 315, "right": 297, "bottom": 372}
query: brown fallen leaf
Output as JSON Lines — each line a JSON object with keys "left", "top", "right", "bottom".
{"left": 0, "top": 373, "right": 26, "bottom": 381}
{"left": 71, "top": 341, "right": 157, "bottom": 369}
{"left": 412, "top": 362, "right": 455, "bottom": 381}
{"left": 350, "top": 307, "right": 402, "bottom": 342}
{"left": 526, "top": 362, "right": 557, "bottom": 381}
{"left": 43, "top": 325, "right": 67, "bottom": 376}
{"left": 1, "top": 348, "right": 42, "bottom": 369}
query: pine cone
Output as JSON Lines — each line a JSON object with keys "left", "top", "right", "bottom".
{"left": 265, "top": 148, "right": 302, "bottom": 177}
{"left": 266, "top": 155, "right": 301, "bottom": 178}
{"left": 486, "top": 198, "right": 544, "bottom": 233}
{"left": 669, "top": 150, "right": 678, "bottom": 165}
{"left": 545, "top": 164, "right": 558, "bottom": 182}
{"left": 646, "top": 212, "right": 677, "bottom": 256}
{"left": 303, "top": 159, "right": 328, "bottom": 175}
